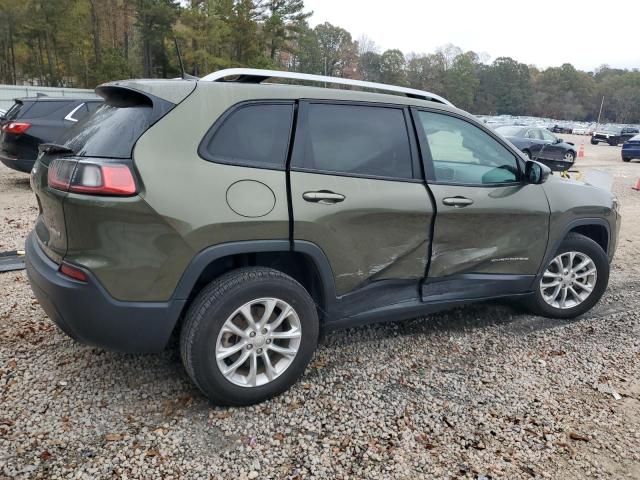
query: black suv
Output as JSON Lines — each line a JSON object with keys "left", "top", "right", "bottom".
{"left": 591, "top": 126, "right": 639, "bottom": 146}
{"left": 0, "top": 97, "right": 102, "bottom": 173}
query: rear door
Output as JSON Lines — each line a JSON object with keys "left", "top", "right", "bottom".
{"left": 413, "top": 109, "right": 549, "bottom": 296}
{"left": 290, "top": 101, "right": 434, "bottom": 297}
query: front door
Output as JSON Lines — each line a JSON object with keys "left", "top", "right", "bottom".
{"left": 412, "top": 109, "right": 550, "bottom": 297}
{"left": 290, "top": 101, "right": 434, "bottom": 297}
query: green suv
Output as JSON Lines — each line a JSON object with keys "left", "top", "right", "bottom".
{"left": 26, "top": 69, "right": 620, "bottom": 405}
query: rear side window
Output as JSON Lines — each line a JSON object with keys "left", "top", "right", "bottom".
{"left": 293, "top": 103, "right": 414, "bottom": 180}
{"left": 200, "top": 103, "right": 294, "bottom": 169}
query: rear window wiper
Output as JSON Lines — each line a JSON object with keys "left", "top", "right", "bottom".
{"left": 38, "top": 143, "right": 75, "bottom": 155}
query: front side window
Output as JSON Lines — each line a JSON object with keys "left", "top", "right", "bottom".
{"left": 417, "top": 111, "right": 520, "bottom": 185}
{"left": 293, "top": 103, "right": 414, "bottom": 180}
{"left": 201, "top": 103, "right": 293, "bottom": 169}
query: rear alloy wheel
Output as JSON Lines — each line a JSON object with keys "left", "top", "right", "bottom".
{"left": 180, "top": 267, "right": 318, "bottom": 405}
{"left": 528, "top": 233, "right": 609, "bottom": 319}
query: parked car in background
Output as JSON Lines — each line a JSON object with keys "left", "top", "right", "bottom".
{"left": 591, "top": 126, "right": 639, "bottom": 146}
{"left": 0, "top": 108, "right": 6, "bottom": 119}
{"left": 26, "top": 69, "right": 619, "bottom": 405}
{"left": 0, "top": 97, "right": 102, "bottom": 173}
{"left": 549, "top": 124, "right": 573, "bottom": 134}
{"left": 572, "top": 126, "right": 588, "bottom": 135}
{"left": 496, "top": 125, "right": 576, "bottom": 171}
{"left": 622, "top": 134, "right": 640, "bottom": 162}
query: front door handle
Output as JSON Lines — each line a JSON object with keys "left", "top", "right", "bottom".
{"left": 442, "top": 196, "right": 474, "bottom": 207}
{"left": 302, "top": 191, "right": 345, "bottom": 204}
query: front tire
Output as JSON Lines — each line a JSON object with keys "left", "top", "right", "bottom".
{"left": 622, "top": 157, "right": 631, "bottom": 162}
{"left": 528, "top": 233, "right": 609, "bottom": 319}
{"left": 180, "top": 267, "right": 319, "bottom": 406}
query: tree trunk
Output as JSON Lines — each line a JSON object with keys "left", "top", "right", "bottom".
{"left": 89, "top": 0, "right": 101, "bottom": 64}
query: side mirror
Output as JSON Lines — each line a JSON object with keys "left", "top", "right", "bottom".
{"left": 525, "top": 160, "right": 551, "bottom": 185}
{"left": 555, "top": 137, "right": 563, "bottom": 144}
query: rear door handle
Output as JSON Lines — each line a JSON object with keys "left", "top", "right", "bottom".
{"left": 302, "top": 191, "right": 345, "bottom": 204}
{"left": 442, "top": 196, "right": 474, "bottom": 207}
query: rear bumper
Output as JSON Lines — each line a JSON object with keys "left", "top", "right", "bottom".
{"left": 25, "top": 232, "right": 185, "bottom": 353}
{"left": 0, "top": 152, "right": 34, "bottom": 173}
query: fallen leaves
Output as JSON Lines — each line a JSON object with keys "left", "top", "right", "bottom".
{"left": 105, "top": 433, "right": 123, "bottom": 442}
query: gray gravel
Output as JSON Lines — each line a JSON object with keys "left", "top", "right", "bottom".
{"left": 1, "top": 142, "right": 640, "bottom": 479}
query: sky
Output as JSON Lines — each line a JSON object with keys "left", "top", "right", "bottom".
{"left": 303, "top": 0, "right": 640, "bottom": 72}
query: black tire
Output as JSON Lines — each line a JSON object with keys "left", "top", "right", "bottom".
{"left": 522, "top": 149, "right": 532, "bottom": 159}
{"left": 527, "top": 233, "right": 609, "bottom": 319}
{"left": 180, "top": 267, "right": 319, "bottom": 406}
{"left": 564, "top": 151, "right": 575, "bottom": 163}
{"left": 608, "top": 139, "right": 618, "bottom": 146}
{"left": 622, "top": 157, "right": 631, "bottom": 162}
{"left": 590, "top": 138, "right": 598, "bottom": 145}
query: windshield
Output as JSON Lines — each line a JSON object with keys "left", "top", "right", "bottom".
{"left": 495, "top": 126, "right": 524, "bottom": 137}
{"left": 601, "top": 126, "right": 621, "bottom": 134}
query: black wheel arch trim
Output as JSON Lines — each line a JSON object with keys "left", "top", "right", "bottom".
{"left": 172, "top": 239, "right": 338, "bottom": 313}
{"left": 536, "top": 217, "right": 611, "bottom": 279}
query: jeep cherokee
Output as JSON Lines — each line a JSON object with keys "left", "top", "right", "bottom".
{"left": 26, "top": 69, "right": 620, "bottom": 406}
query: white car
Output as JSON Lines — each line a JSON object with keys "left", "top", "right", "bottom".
{"left": 572, "top": 127, "right": 588, "bottom": 135}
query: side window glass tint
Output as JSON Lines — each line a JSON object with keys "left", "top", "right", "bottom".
{"left": 295, "top": 103, "right": 413, "bottom": 179}
{"left": 203, "top": 103, "right": 293, "bottom": 169}
{"left": 418, "top": 111, "right": 519, "bottom": 185}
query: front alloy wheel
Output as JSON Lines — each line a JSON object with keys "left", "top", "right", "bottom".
{"left": 540, "top": 252, "right": 597, "bottom": 309}
{"left": 527, "top": 232, "right": 609, "bottom": 319}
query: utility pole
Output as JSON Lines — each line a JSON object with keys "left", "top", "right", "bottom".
{"left": 596, "top": 95, "right": 605, "bottom": 127}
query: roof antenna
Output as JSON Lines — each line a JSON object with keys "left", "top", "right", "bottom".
{"left": 174, "top": 37, "right": 199, "bottom": 80}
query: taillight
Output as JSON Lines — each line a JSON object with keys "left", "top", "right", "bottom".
{"left": 1, "top": 121, "right": 31, "bottom": 134}
{"left": 48, "top": 159, "right": 137, "bottom": 196}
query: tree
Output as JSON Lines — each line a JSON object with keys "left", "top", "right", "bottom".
{"left": 135, "top": 0, "right": 180, "bottom": 78}
{"left": 379, "top": 49, "right": 406, "bottom": 86}
{"left": 262, "top": 0, "right": 311, "bottom": 63}
{"left": 314, "top": 22, "right": 356, "bottom": 77}
{"left": 444, "top": 52, "right": 479, "bottom": 111}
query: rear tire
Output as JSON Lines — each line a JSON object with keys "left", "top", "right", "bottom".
{"left": 590, "top": 138, "right": 598, "bottom": 145}
{"left": 180, "top": 267, "right": 319, "bottom": 406}
{"left": 527, "top": 233, "right": 609, "bottom": 319}
{"left": 608, "top": 139, "right": 618, "bottom": 146}
{"left": 623, "top": 157, "right": 631, "bottom": 162}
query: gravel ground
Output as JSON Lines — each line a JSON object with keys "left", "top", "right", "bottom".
{"left": 1, "top": 137, "right": 640, "bottom": 479}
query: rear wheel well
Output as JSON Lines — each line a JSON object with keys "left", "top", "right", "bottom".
{"left": 568, "top": 224, "right": 608, "bottom": 253}
{"left": 182, "top": 250, "right": 325, "bottom": 321}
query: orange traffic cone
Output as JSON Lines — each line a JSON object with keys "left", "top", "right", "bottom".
{"left": 633, "top": 178, "right": 640, "bottom": 191}
{"left": 578, "top": 144, "right": 585, "bottom": 159}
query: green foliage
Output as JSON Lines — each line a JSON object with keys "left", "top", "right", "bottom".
{"left": 0, "top": 2, "right": 639, "bottom": 122}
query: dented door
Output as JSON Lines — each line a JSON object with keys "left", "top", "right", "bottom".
{"left": 290, "top": 173, "right": 434, "bottom": 295}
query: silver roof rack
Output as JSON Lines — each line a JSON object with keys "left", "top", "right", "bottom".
{"left": 200, "top": 68, "right": 453, "bottom": 106}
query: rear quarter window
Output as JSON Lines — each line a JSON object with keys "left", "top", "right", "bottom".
{"left": 199, "top": 102, "right": 294, "bottom": 170}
